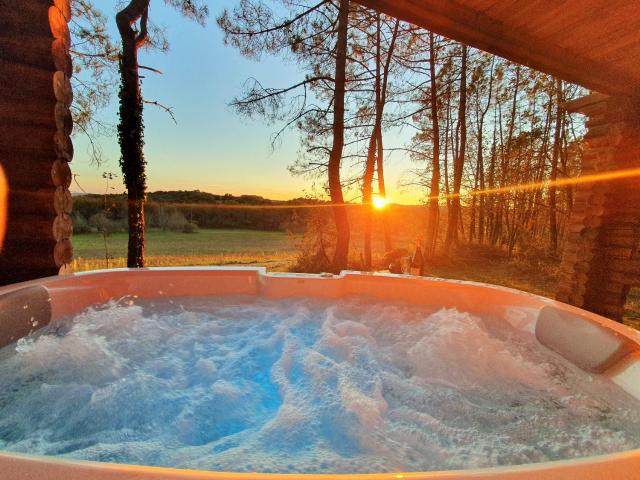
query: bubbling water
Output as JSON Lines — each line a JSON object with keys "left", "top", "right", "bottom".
{"left": 0, "top": 295, "right": 639, "bottom": 473}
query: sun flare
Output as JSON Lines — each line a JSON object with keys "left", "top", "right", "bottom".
{"left": 372, "top": 196, "right": 388, "bottom": 209}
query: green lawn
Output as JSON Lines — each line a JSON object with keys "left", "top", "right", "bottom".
{"left": 73, "top": 228, "right": 297, "bottom": 271}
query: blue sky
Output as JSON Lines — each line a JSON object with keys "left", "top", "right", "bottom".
{"left": 72, "top": 0, "right": 417, "bottom": 202}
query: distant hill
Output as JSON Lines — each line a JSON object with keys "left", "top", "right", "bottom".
{"left": 74, "top": 190, "right": 328, "bottom": 206}
{"left": 72, "top": 190, "right": 332, "bottom": 233}
{"left": 72, "top": 190, "right": 426, "bottom": 236}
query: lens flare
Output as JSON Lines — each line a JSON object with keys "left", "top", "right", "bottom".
{"left": 0, "top": 164, "right": 6, "bottom": 252}
{"left": 373, "top": 196, "right": 388, "bottom": 209}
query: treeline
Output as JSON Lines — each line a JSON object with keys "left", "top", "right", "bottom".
{"left": 219, "top": 0, "right": 587, "bottom": 270}
{"left": 71, "top": 1, "right": 587, "bottom": 271}
{"left": 72, "top": 191, "right": 329, "bottom": 233}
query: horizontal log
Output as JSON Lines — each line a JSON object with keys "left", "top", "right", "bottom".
{"left": 559, "top": 271, "right": 589, "bottom": 286}
{"left": 0, "top": 97, "right": 56, "bottom": 128}
{"left": 567, "top": 216, "right": 602, "bottom": 231}
{"left": 48, "top": 6, "right": 70, "bottom": 44}
{"left": 588, "top": 291, "right": 629, "bottom": 307}
{"left": 581, "top": 227, "right": 600, "bottom": 240}
{"left": 53, "top": 131, "right": 74, "bottom": 162}
{"left": 51, "top": 159, "right": 72, "bottom": 188}
{"left": 1, "top": 64, "right": 56, "bottom": 103}
{"left": 604, "top": 246, "right": 634, "bottom": 259}
{"left": 604, "top": 237, "right": 639, "bottom": 249}
{"left": 54, "top": 0, "right": 72, "bottom": 22}
{"left": 53, "top": 213, "right": 73, "bottom": 241}
{"left": 573, "top": 191, "right": 607, "bottom": 206}
{"left": 603, "top": 226, "right": 640, "bottom": 237}
{"left": 603, "top": 228, "right": 640, "bottom": 240}
{"left": 0, "top": 156, "right": 56, "bottom": 189}
{"left": 53, "top": 70, "right": 72, "bottom": 105}
{"left": 58, "top": 263, "right": 74, "bottom": 275}
{"left": 591, "top": 182, "right": 612, "bottom": 195}
{"left": 52, "top": 37, "right": 73, "bottom": 77}
{"left": 4, "top": 214, "right": 56, "bottom": 241}
{"left": 605, "top": 215, "right": 640, "bottom": 225}
{"left": 587, "top": 283, "right": 629, "bottom": 299}
{"left": 54, "top": 238, "right": 73, "bottom": 267}
{"left": 0, "top": 264, "right": 59, "bottom": 283}
{"left": 581, "top": 151, "right": 613, "bottom": 164}
{"left": 54, "top": 186, "right": 73, "bottom": 215}
{"left": 569, "top": 206, "right": 606, "bottom": 223}
{"left": 572, "top": 260, "right": 592, "bottom": 274}
{"left": 7, "top": 189, "right": 56, "bottom": 216}
{"left": 555, "top": 286, "right": 576, "bottom": 299}
{"left": 605, "top": 257, "right": 640, "bottom": 273}
{"left": 567, "top": 223, "right": 587, "bottom": 234}
{"left": 584, "top": 124, "right": 612, "bottom": 139}
{"left": 589, "top": 306, "right": 625, "bottom": 321}
{"left": 0, "top": 34, "right": 54, "bottom": 70}
{"left": 568, "top": 293, "right": 584, "bottom": 307}
{"left": 585, "top": 136, "right": 621, "bottom": 149}
{"left": 560, "top": 251, "right": 595, "bottom": 266}
{"left": 564, "top": 231, "right": 586, "bottom": 243}
{"left": 0, "top": 2, "right": 50, "bottom": 37}
{"left": 3, "top": 124, "right": 57, "bottom": 153}
{"left": 606, "top": 179, "right": 640, "bottom": 191}
{"left": 55, "top": 102, "right": 73, "bottom": 136}
{"left": 585, "top": 115, "right": 608, "bottom": 129}
{"left": 607, "top": 273, "right": 640, "bottom": 287}
{"left": 580, "top": 159, "right": 619, "bottom": 173}
{"left": 564, "top": 93, "right": 609, "bottom": 114}
{"left": 582, "top": 215, "right": 602, "bottom": 228}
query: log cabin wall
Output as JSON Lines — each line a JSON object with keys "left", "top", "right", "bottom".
{"left": 0, "top": 0, "right": 73, "bottom": 284}
{"left": 557, "top": 94, "right": 640, "bottom": 321}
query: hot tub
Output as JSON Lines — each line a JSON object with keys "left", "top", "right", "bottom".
{"left": 0, "top": 267, "right": 639, "bottom": 480}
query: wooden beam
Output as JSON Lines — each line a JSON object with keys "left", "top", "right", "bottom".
{"left": 355, "top": 0, "right": 638, "bottom": 96}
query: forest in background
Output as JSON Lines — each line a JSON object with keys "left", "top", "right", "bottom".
{"left": 215, "top": 0, "right": 587, "bottom": 271}
{"left": 70, "top": 0, "right": 587, "bottom": 274}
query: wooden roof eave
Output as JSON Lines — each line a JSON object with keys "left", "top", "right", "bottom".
{"left": 354, "top": 0, "right": 638, "bottom": 97}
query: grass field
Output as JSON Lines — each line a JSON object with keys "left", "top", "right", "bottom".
{"left": 72, "top": 228, "right": 639, "bottom": 329}
{"left": 72, "top": 229, "right": 297, "bottom": 272}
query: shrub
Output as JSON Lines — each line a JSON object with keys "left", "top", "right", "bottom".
{"left": 89, "top": 212, "right": 127, "bottom": 234}
{"left": 288, "top": 210, "right": 335, "bottom": 273}
{"left": 166, "top": 210, "right": 188, "bottom": 231}
{"left": 182, "top": 222, "right": 198, "bottom": 234}
{"left": 72, "top": 211, "right": 92, "bottom": 234}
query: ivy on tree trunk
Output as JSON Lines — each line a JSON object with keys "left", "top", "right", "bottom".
{"left": 116, "top": 0, "right": 149, "bottom": 268}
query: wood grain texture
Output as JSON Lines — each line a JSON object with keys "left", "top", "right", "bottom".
{"left": 558, "top": 94, "right": 640, "bottom": 320}
{"left": 355, "top": 0, "right": 640, "bottom": 95}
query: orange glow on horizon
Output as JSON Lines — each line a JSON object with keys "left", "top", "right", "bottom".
{"left": 85, "top": 166, "right": 640, "bottom": 211}
{"left": 372, "top": 196, "right": 388, "bottom": 209}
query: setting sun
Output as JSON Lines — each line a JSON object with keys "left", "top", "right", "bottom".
{"left": 372, "top": 196, "right": 388, "bottom": 209}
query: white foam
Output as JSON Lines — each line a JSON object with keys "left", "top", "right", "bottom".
{"left": 0, "top": 296, "right": 638, "bottom": 473}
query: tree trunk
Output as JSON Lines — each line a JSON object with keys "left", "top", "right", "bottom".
{"left": 475, "top": 59, "right": 494, "bottom": 244}
{"left": 444, "top": 45, "right": 467, "bottom": 253}
{"left": 363, "top": 13, "right": 382, "bottom": 270}
{"left": 116, "top": 0, "right": 149, "bottom": 268}
{"left": 425, "top": 32, "right": 440, "bottom": 259}
{"left": 329, "top": 0, "right": 350, "bottom": 271}
{"left": 375, "top": 20, "right": 398, "bottom": 254}
{"left": 443, "top": 93, "right": 451, "bottom": 211}
{"left": 376, "top": 112, "right": 391, "bottom": 252}
{"left": 549, "top": 79, "right": 563, "bottom": 252}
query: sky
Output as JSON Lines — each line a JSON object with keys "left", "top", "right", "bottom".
{"left": 72, "top": 0, "right": 419, "bottom": 203}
